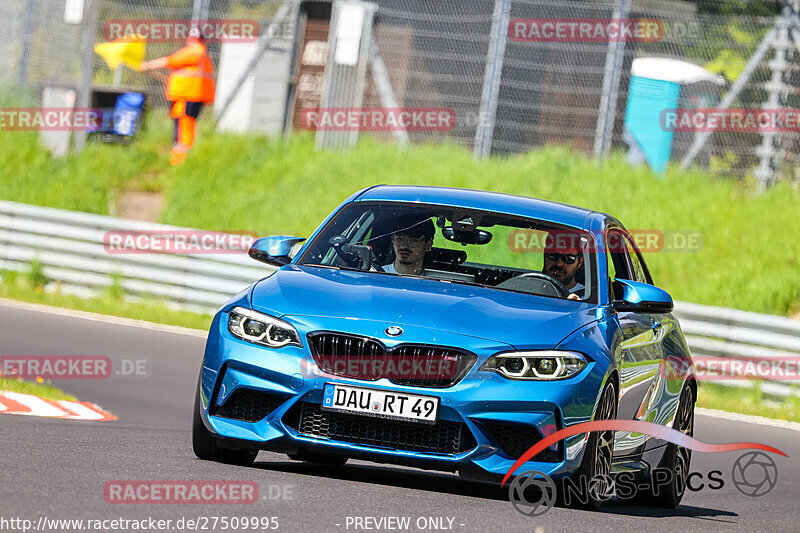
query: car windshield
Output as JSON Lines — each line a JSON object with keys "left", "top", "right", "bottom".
{"left": 297, "top": 202, "right": 598, "bottom": 303}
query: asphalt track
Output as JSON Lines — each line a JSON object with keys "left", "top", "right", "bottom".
{"left": 1, "top": 301, "right": 798, "bottom": 533}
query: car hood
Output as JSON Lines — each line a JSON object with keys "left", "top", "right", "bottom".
{"left": 249, "top": 265, "right": 598, "bottom": 348}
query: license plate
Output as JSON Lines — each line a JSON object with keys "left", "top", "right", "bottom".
{"left": 321, "top": 383, "right": 439, "bottom": 424}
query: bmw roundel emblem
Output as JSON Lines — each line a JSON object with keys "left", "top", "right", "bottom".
{"left": 385, "top": 326, "right": 403, "bottom": 337}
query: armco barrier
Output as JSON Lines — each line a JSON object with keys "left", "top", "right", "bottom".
{"left": 0, "top": 200, "right": 273, "bottom": 312}
{"left": 1, "top": 200, "right": 798, "bottom": 397}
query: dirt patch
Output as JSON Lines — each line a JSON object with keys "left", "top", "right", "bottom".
{"left": 793, "top": 311, "right": 800, "bottom": 322}
{"left": 116, "top": 190, "right": 164, "bottom": 222}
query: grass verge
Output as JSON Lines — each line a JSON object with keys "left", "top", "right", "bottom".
{"left": 0, "top": 270, "right": 214, "bottom": 331}
{"left": 0, "top": 377, "right": 78, "bottom": 402}
{"left": 1, "top": 114, "right": 798, "bottom": 315}
{"left": 697, "top": 382, "right": 800, "bottom": 423}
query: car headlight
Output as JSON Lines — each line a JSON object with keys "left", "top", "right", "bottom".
{"left": 227, "top": 307, "right": 301, "bottom": 348}
{"left": 480, "top": 351, "right": 587, "bottom": 380}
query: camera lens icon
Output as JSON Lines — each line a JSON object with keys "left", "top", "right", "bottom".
{"left": 508, "top": 470, "right": 557, "bottom": 517}
{"left": 731, "top": 451, "right": 778, "bottom": 497}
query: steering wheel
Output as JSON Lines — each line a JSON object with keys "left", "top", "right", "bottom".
{"left": 505, "top": 272, "right": 570, "bottom": 299}
{"left": 329, "top": 236, "right": 384, "bottom": 271}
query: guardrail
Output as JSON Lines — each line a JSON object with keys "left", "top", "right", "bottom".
{"left": 1, "top": 200, "right": 798, "bottom": 397}
{"left": 0, "top": 200, "right": 273, "bottom": 313}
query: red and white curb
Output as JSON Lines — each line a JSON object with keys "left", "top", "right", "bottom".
{"left": 0, "top": 391, "right": 116, "bottom": 421}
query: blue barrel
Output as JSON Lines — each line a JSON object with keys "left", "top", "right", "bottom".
{"left": 623, "top": 76, "right": 681, "bottom": 174}
{"left": 113, "top": 92, "right": 145, "bottom": 137}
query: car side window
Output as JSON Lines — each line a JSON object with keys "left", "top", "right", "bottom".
{"left": 623, "top": 236, "right": 647, "bottom": 284}
{"left": 606, "top": 229, "right": 632, "bottom": 280}
{"left": 606, "top": 229, "right": 633, "bottom": 300}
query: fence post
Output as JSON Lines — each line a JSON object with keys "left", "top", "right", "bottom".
{"left": 18, "top": 0, "right": 36, "bottom": 87}
{"left": 473, "top": 0, "right": 511, "bottom": 160}
{"left": 192, "top": 0, "right": 210, "bottom": 23}
{"left": 72, "top": 0, "right": 98, "bottom": 154}
{"left": 593, "top": 0, "right": 630, "bottom": 159}
{"left": 214, "top": 1, "right": 293, "bottom": 126}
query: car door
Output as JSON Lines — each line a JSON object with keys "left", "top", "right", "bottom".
{"left": 608, "top": 228, "right": 663, "bottom": 456}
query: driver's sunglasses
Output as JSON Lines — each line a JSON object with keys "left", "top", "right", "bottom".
{"left": 546, "top": 252, "right": 579, "bottom": 265}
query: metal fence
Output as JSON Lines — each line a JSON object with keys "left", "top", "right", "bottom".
{"left": 2, "top": 0, "right": 799, "bottom": 183}
{"left": 2, "top": 200, "right": 798, "bottom": 398}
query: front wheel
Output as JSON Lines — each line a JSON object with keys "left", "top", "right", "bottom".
{"left": 192, "top": 380, "right": 258, "bottom": 467}
{"left": 641, "top": 383, "right": 695, "bottom": 508}
{"left": 566, "top": 381, "right": 617, "bottom": 510}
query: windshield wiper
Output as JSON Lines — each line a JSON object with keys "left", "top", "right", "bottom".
{"left": 303, "top": 263, "right": 368, "bottom": 273}
{"left": 443, "top": 278, "right": 486, "bottom": 288}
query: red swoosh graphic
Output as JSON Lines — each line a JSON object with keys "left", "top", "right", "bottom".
{"left": 500, "top": 419, "right": 787, "bottom": 487}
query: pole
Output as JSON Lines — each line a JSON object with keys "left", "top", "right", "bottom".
{"left": 215, "top": 1, "right": 292, "bottom": 125}
{"left": 473, "top": 0, "right": 511, "bottom": 160}
{"left": 112, "top": 65, "right": 123, "bottom": 87}
{"left": 593, "top": 0, "right": 631, "bottom": 158}
{"left": 72, "top": 0, "right": 98, "bottom": 154}
{"left": 369, "top": 38, "right": 408, "bottom": 146}
{"left": 18, "top": 0, "right": 36, "bottom": 87}
{"left": 192, "top": 0, "right": 210, "bottom": 24}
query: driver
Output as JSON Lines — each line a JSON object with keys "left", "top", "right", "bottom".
{"left": 543, "top": 230, "right": 587, "bottom": 300}
{"left": 383, "top": 218, "right": 435, "bottom": 276}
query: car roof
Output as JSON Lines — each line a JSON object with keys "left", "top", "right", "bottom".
{"left": 354, "top": 185, "right": 599, "bottom": 229}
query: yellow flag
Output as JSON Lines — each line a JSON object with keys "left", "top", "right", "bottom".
{"left": 94, "top": 35, "right": 147, "bottom": 71}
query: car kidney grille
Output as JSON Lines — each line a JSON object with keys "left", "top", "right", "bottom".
{"left": 286, "top": 402, "right": 476, "bottom": 455}
{"left": 485, "top": 421, "right": 561, "bottom": 462}
{"left": 308, "top": 332, "right": 475, "bottom": 388}
{"left": 211, "top": 388, "right": 287, "bottom": 423}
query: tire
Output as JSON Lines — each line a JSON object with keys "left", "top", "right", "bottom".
{"left": 192, "top": 379, "right": 259, "bottom": 467}
{"left": 641, "top": 383, "right": 695, "bottom": 508}
{"left": 288, "top": 450, "right": 348, "bottom": 466}
{"left": 192, "top": 380, "right": 217, "bottom": 460}
{"left": 567, "top": 381, "right": 618, "bottom": 511}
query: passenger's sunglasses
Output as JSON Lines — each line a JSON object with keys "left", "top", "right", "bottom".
{"left": 545, "top": 252, "right": 579, "bottom": 265}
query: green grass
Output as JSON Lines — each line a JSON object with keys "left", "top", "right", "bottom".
{"left": 698, "top": 382, "right": 800, "bottom": 423}
{"left": 1, "top": 113, "right": 799, "bottom": 316}
{"left": 0, "top": 270, "right": 213, "bottom": 331}
{"left": 0, "top": 377, "right": 78, "bottom": 402}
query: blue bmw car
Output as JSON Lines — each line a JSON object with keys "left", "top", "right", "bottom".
{"left": 193, "top": 185, "right": 696, "bottom": 509}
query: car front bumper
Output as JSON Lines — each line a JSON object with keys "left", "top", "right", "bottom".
{"left": 198, "top": 311, "right": 606, "bottom": 483}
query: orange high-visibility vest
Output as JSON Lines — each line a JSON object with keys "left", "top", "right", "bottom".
{"left": 165, "top": 42, "right": 215, "bottom": 104}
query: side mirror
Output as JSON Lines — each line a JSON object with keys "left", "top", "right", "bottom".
{"left": 612, "top": 278, "right": 673, "bottom": 313}
{"left": 248, "top": 236, "right": 306, "bottom": 267}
